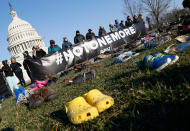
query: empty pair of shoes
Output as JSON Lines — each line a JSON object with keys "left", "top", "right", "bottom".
{"left": 14, "top": 87, "right": 28, "bottom": 106}
{"left": 65, "top": 89, "right": 114, "bottom": 124}
{"left": 137, "top": 52, "right": 179, "bottom": 72}
{"left": 29, "top": 88, "right": 58, "bottom": 109}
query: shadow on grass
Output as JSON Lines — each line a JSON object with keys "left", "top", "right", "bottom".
{"left": 105, "top": 64, "right": 190, "bottom": 130}
{"left": 129, "top": 64, "right": 190, "bottom": 89}
{"left": 107, "top": 64, "right": 190, "bottom": 90}
{"left": 50, "top": 110, "right": 70, "bottom": 125}
{"left": 106, "top": 99, "right": 190, "bottom": 131}
{"left": 1, "top": 128, "right": 14, "bottom": 131}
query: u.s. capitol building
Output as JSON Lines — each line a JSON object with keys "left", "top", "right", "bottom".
{"left": 6, "top": 3, "right": 47, "bottom": 82}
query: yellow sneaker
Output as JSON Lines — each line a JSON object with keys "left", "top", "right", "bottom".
{"left": 65, "top": 96, "right": 99, "bottom": 124}
{"left": 84, "top": 89, "right": 114, "bottom": 113}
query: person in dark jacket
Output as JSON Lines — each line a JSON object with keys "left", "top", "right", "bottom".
{"left": 114, "top": 20, "right": 121, "bottom": 30}
{"left": 98, "top": 26, "right": 107, "bottom": 37}
{"left": 48, "top": 40, "right": 61, "bottom": 54}
{"left": 120, "top": 20, "right": 126, "bottom": 29}
{"left": 0, "top": 60, "right": 19, "bottom": 93}
{"left": 62, "top": 37, "right": 72, "bottom": 49}
{"left": 125, "top": 16, "right": 133, "bottom": 27}
{"left": 86, "top": 29, "right": 96, "bottom": 41}
{"left": 138, "top": 14, "right": 145, "bottom": 24}
{"left": 23, "top": 51, "right": 34, "bottom": 83}
{"left": 74, "top": 30, "right": 85, "bottom": 44}
{"left": 133, "top": 15, "right": 139, "bottom": 24}
{"left": 109, "top": 23, "right": 118, "bottom": 32}
{"left": 10, "top": 57, "right": 25, "bottom": 86}
{"left": 183, "top": 0, "right": 190, "bottom": 8}
{"left": 32, "top": 45, "right": 46, "bottom": 59}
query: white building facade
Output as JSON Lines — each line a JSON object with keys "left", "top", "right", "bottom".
{"left": 7, "top": 4, "right": 47, "bottom": 82}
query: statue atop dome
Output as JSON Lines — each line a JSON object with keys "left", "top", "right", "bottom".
{"left": 8, "top": 2, "right": 17, "bottom": 19}
{"left": 8, "top": 2, "right": 13, "bottom": 11}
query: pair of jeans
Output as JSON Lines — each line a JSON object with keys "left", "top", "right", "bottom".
{"left": 26, "top": 70, "right": 34, "bottom": 83}
{"left": 15, "top": 70, "right": 25, "bottom": 86}
{"left": 6, "top": 76, "right": 19, "bottom": 93}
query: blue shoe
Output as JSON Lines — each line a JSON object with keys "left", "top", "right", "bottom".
{"left": 143, "top": 55, "right": 171, "bottom": 72}
{"left": 153, "top": 52, "right": 179, "bottom": 65}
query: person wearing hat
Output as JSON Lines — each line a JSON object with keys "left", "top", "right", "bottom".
{"left": 114, "top": 20, "right": 121, "bottom": 30}
{"left": 32, "top": 45, "right": 46, "bottom": 59}
{"left": 120, "top": 20, "right": 126, "bottom": 29}
{"left": 109, "top": 23, "right": 118, "bottom": 32}
{"left": 23, "top": 51, "right": 34, "bottom": 83}
{"left": 138, "top": 14, "right": 145, "bottom": 24}
{"left": 86, "top": 29, "right": 96, "bottom": 41}
{"left": 125, "top": 16, "right": 133, "bottom": 27}
{"left": 133, "top": 15, "right": 139, "bottom": 24}
{"left": 48, "top": 40, "right": 61, "bottom": 54}
{"left": 98, "top": 26, "right": 107, "bottom": 37}
{"left": 74, "top": 30, "right": 85, "bottom": 44}
{"left": 62, "top": 37, "right": 73, "bottom": 49}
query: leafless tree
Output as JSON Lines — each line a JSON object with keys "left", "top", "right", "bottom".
{"left": 123, "top": 0, "right": 143, "bottom": 18}
{"left": 141, "top": 0, "right": 171, "bottom": 26}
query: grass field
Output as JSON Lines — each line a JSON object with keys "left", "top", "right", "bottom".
{"left": 1, "top": 34, "right": 190, "bottom": 131}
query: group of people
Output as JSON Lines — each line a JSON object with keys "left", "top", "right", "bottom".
{"left": 47, "top": 14, "right": 145, "bottom": 54}
{"left": 0, "top": 14, "right": 145, "bottom": 94}
{"left": 0, "top": 58, "right": 25, "bottom": 93}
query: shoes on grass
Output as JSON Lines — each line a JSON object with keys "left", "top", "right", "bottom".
{"left": 143, "top": 55, "right": 171, "bottom": 72}
{"left": 84, "top": 89, "right": 114, "bottom": 113}
{"left": 65, "top": 97, "right": 99, "bottom": 124}
{"left": 65, "top": 89, "right": 114, "bottom": 124}
{"left": 153, "top": 52, "right": 179, "bottom": 65}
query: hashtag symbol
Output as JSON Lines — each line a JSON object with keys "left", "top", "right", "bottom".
{"left": 56, "top": 52, "right": 63, "bottom": 65}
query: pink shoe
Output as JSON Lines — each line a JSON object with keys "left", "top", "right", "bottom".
{"left": 35, "top": 80, "right": 48, "bottom": 85}
{"left": 30, "top": 86, "right": 39, "bottom": 92}
{"left": 30, "top": 84, "right": 43, "bottom": 92}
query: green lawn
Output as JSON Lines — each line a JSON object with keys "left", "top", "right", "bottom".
{"left": 1, "top": 35, "right": 190, "bottom": 131}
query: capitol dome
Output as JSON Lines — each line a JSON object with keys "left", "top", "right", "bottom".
{"left": 7, "top": 4, "right": 46, "bottom": 61}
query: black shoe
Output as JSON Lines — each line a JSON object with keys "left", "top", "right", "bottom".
{"left": 46, "top": 93, "right": 58, "bottom": 101}
{"left": 29, "top": 97, "right": 44, "bottom": 109}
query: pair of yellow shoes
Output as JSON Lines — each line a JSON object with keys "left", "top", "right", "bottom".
{"left": 65, "top": 89, "right": 114, "bottom": 124}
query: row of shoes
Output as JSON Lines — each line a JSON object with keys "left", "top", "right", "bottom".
{"left": 65, "top": 89, "right": 114, "bottom": 124}
{"left": 61, "top": 70, "right": 96, "bottom": 85}
{"left": 138, "top": 53, "right": 179, "bottom": 72}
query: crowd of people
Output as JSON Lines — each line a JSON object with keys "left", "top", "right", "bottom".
{"left": 0, "top": 14, "right": 145, "bottom": 94}
{"left": 46, "top": 14, "right": 145, "bottom": 53}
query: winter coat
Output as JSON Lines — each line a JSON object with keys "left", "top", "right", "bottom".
{"left": 110, "top": 26, "right": 118, "bottom": 32}
{"left": 138, "top": 17, "right": 145, "bottom": 25}
{"left": 86, "top": 32, "right": 96, "bottom": 41}
{"left": 183, "top": 0, "right": 190, "bottom": 8}
{"left": 10, "top": 62, "right": 22, "bottom": 75}
{"left": 125, "top": 19, "right": 133, "bottom": 27}
{"left": 114, "top": 24, "right": 121, "bottom": 30}
{"left": 23, "top": 56, "right": 32, "bottom": 71}
{"left": 74, "top": 34, "right": 85, "bottom": 44}
{"left": 1, "top": 61, "right": 13, "bottom": 77}
{"left": 120, "top": 23, "right": 126, "bottom": 29}
{"left": 33, "top": 49, "right": 46, "bottom": 59}
{"left": 98, "top": 29, "right": 107, "bottom": 37}
{"left": 62, "top": 41, "right": 72, "bottom": 49}
{"left": 48, "top": 45, "right": 61, "bottom": 54}
{"left": 133, "top": 19, "right": 139, "bottom": 24}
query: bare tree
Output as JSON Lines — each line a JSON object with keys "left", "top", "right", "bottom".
{"left": 141, "top": 0, "right": 171, "bottom": 26}
{"left": 123, "top": 0, "right": 143, "bottom": 18}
